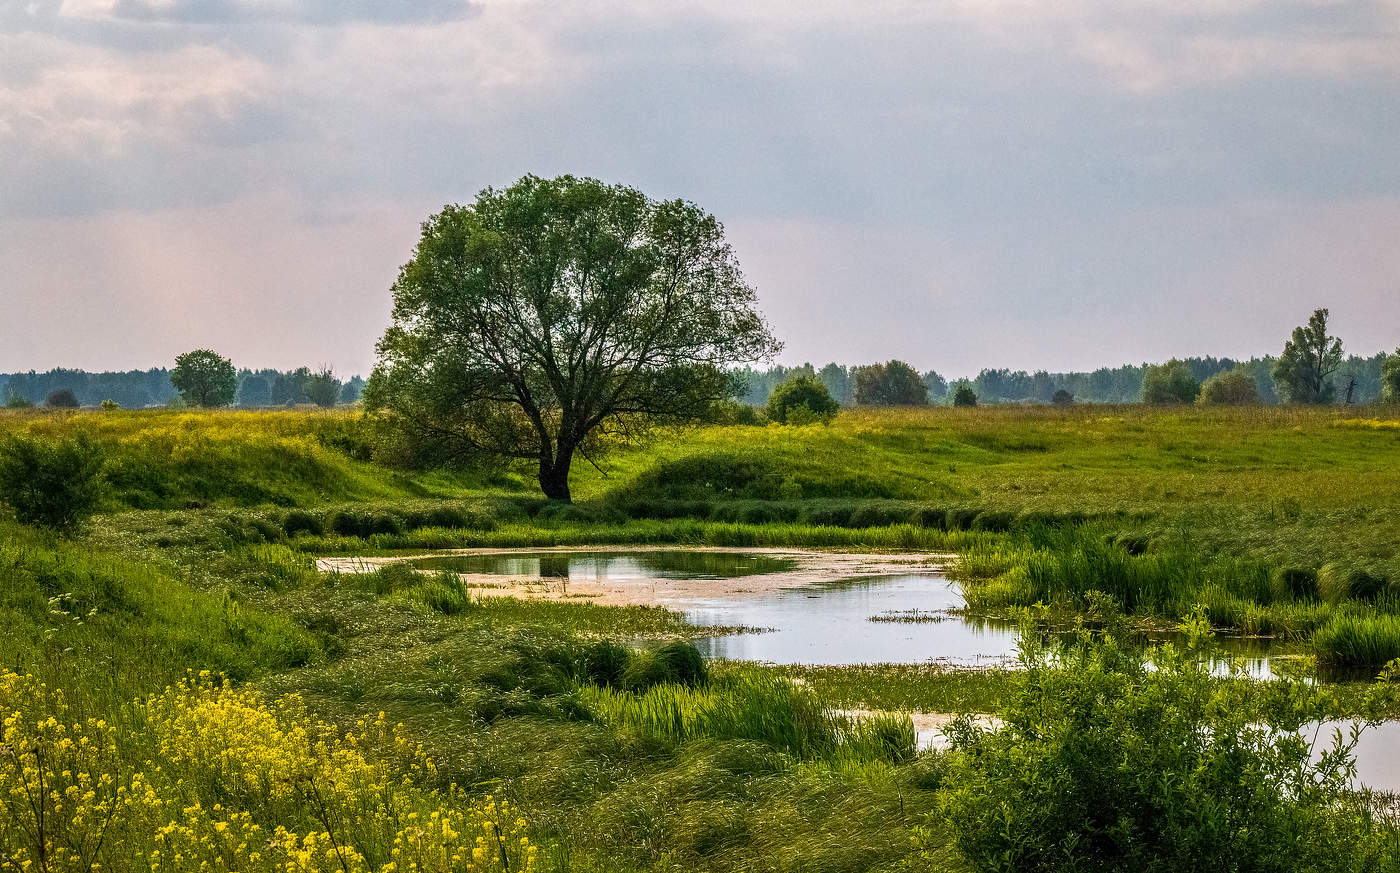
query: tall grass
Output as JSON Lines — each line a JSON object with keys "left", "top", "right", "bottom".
{"left": 1314, "top": 612, "right": 1400, "bottom": 667}
{"left": 576, "top": 667, "right": 916, "bottom": 764}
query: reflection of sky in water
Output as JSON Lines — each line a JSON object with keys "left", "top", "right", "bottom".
{"left": 410, "top": 551, "right": 795, "bottom": 580}
{"left": 685, "top": 575, "right": 1019, "bottom": 667}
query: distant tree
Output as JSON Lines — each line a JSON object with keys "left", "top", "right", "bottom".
{"left": 100, "top": 399, "right": 120, "bottom": 411}
{"left": 1197, "top": 368, "right": 1260, "bottom": 406}
{"left": 45, "top": 388, "right": 79, "bottom": 408}
{"left": 4, "top": 393, "right": 33, "bottom": 409}
{"left": 953, "top": 384, "right": 978, "bottom": 407}
{"left": 1272, "top": 309, "right": 1343, "bottom": 405}
{"left": 1141, "top": 359, "right": 1200, "bottom": 404}
{"left": 340, "top": 375, "right": 366, "bottom": 405}
{"left": 923, "top": 370, "right": 948, "bottom": 401}
{"left": 1379, "top": 349, "right": 1400, "bottom": 404}
{"left": 767, "top": 375, "right": 839, "bottom": 425}
{"left": 237, "top": 374, "right": 270, "bottom": 407}
{"left": 1051, "top": 389, "right": 1074, "bottom": 406}
{"left": 171, "top": 349, "right": 236, "bottom": 408}
{"left": 304, "top": 367, "right": 342, "bottom": 408}
{"left": 365, "top": 174, "right": 780, "bottom": 501}
{"left": 0, "top": 432, "right": 106, "bottom": 530}
{"left": 852, "top": 360, "right": 929, "bottom": 405}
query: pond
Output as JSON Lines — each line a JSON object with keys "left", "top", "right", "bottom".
{"left": 323, "top": 547, "right": 1397, "bottom": 792}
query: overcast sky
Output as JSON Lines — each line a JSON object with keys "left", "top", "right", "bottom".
{"left": 2, "top": 0, "right": 1398, "bottom": 378}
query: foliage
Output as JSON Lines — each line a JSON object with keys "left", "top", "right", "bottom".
{"left": 852, "top": 360, "right": 928, "bottom": 405}
{"left": 4, "top": 392, "right": 33, "bottom": 409}
{"left": 1050, "top": 389, "right": 1073, "bottom": 406}
{"left": 0, "top": 670, "right": 540, "bottom": 873}
{"left": 934, "top": 620, "right": 1399, "bottom": 873}
{"left": 1140, "top": 358, "right": 1200, "bottom": 404}
{"left": 304, "top": 367, "right": 342, "bottom": 408}
{"left": 1382, "top": 348, "right": 1400, "bottom": 403}
{"left": 1273, "top": 308, "right": 1344, "bottom": 405}
{"left": 0, "top": 431, "right": 106, "bottom": 529}
{"left": 765, "top": 374, "right": 839, "bottom": 424}
{"left": 1198, "top": 367, "right": 1260, "bottom": 405}
{"left": 100, "top": 398, "right": 120, "bottom": 411}
{"left": 171, "top": 349, "right": 238, "bottom": 408}
{"left": 365, "top": 174, "right": 780, "bottom": 501}
{"left": 952, "top": 385, "right": 977, "bottom": 407}
{"left": 45, "top": 388, "right": 80, "bottom": 408}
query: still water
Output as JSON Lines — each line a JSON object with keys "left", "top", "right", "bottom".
{"left": 392, "top": 549, "right": 1397, "bottom": 792}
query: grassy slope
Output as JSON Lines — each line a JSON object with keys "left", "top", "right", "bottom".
{"left": 5, "top": 405, "right": 1400, "bottom": 870}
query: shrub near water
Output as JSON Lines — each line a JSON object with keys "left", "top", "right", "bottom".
{"left": 0, "top": 670, "right": 541, "bottom": 873}
{"left": 932, "top": 618, "right": 1400, "bottom": 873}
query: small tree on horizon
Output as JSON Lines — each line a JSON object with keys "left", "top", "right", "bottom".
{"left": 767, "top": 374, "right": 839, "bottom": 425}
{"left": 1380, "top": 348, "right": 1400, "bottom": 404}
{"left": 44, "top": 388, "right": 80, "bottom": 408}
{"left": 1141, "top": 359, "right": 1200, "bottom": 404}
{"left": 1272, "top": 308, "right": 1343, "bottom": 405}
{"left": 952, "top": 384, "right": 978, "bottom": 407}
{"left": 852, "top": 360, "right": 929, "bottom": 405}
{"left": 304, "top": 367, "right": 342, "bottom": 408}
{"left": 171, "top": 349, "right": 237, "bottom": 408}
{"left": 1198, "top": 368, "right": 1260, "bottom": 406}
{"left": 1052, "top": 388, "right": 1074, "bottom": 406}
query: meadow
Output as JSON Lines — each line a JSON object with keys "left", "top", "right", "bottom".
{"left": 3, "top": 403, "right": 1400, "bottom": 871}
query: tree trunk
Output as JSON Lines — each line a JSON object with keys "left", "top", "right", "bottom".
{"left": 538, "top": 448, "right": 574, "bottom": 502}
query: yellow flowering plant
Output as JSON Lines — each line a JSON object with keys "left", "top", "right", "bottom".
{"left": 0, "top": 670, "right": 539, "bottom": 873}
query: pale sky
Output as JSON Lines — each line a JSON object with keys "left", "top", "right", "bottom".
{"left": 2, "top": 0, "right": 1398, "bottom": 377}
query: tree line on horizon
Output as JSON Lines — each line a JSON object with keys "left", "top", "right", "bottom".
{"left": 0, "top": 364, "right": 365, "bottom": 409}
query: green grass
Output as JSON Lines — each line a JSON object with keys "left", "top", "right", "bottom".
{"left": 5, "top": 403, "right": 1400, "bottom": 870}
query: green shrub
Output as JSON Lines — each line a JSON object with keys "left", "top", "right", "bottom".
{"left": 935, "top": 620, "right": 1397, "bottom": 872}
{"left": 1198, "top": 367, "right": 1260, "bottom": 406}
{"left": 328, "top": 509, "right": 402, "bottom": 537}
{"left": 45, "top": 388, "right": 80, "bottom": 408}
{"left": 952, "top": 385, "right": 977, "bottom": 407}
{"left": 847, "top": 501, "right": 912, "bottom": 528}
{"left": 910, "top": 505, "right": 948, "bottom": 529}
{"left": 0, "top": 432, "right": 106, "bottom": 529}
{"left": 766, "top": 375, "right": 839, "bottom": 424}
{"left": 281, "top": 509, "right": 324, "bottom": 537}
{"left": 971, "top": 510, "right": 1015, "bottom": 532}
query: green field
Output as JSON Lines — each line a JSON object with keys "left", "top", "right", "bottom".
{"left": 3, "top": 404, "right": 1400, "bottom": 871}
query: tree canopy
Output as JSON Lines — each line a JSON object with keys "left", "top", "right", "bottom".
{"left": 766, "top": 375, "right": 838, "bottom": 425}
{"left": 171, "top": 350, "right": 236, "bottom": 408}
{"left": 852, "top": 360, "right": 928, "bottom": 405}
{"left": 1383, "top": 349, "right": 1400, "bottom": 404}
{"left": 1141, "top": 359, "right": 1200, "bottom": 404}
{"left": 365, "top": 175, "right": 780, "bottom": 500}
{"left": 1273, "top": 309, "right": 1343, "bottom": 405}
{"left": 1198, "top": 368, "right": 1260, "bottom": 406}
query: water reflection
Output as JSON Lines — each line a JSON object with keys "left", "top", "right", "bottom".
{"left": 410, "top": 550, "right": 797, "bottom": 580}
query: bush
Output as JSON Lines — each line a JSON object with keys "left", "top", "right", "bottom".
{"left": 1051, "top": 389, "right": 1073, "bottom": 406}
{"left": 45, "top": 388, "right": 80, "bottom": 408}
{"left": 582, "top": 640, "right": 633, "bottom": 688}
{"left": 1318, "top": 563, "right": 1387, "bottom": 602}
{"left": 1140, "top": 359, "right": 1200, "bottom": 404}
{"left": 852, "top": 360, "right": 928, "bottom": 406}
{"left": 766, "top": 374, "right": 839, "bottom": 424}
{"left": 100, "top": 399, "right": 120, "bottom": 411}
{"left": 281, "top": 509, "right": 324, "bottom": 537}
{"left": 328, "top": 509, "right": 402, "bottom": 537}
{"left": 952, "top": 385, "right": 978, "bottom": 407}
{"left": 0, "top": 432, "right": 106, "bottom": 529}
{"left": 935, "top": 621, "right": 1398, "bottom": 872}
{"left": 1197, "top": 367, "right": 1260, "bottom": 406}
{"left": 1383, "top": 348, "right": 1400, "bottom": 403}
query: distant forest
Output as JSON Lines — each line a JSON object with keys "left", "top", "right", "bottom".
{"left": 0, "top": 368, "right": 365, "bottom": 409}
{"left": 737, "top": 352, "right": 1394, "bottom": 406}
{"left": 2, "top": 351, "right": 1391, "bottom": 409}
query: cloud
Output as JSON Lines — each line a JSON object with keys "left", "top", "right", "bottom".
{"left": 1, "top": 0, "right": 1397, "bottom": 370}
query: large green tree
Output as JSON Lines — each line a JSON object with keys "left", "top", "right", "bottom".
{"left": 170, "top": 349, "right": 236, "bottom": 408}
{"left": 1272, "top": 309, "right": 1343, "bottom": 404}
{"left": 365, "top": 175, "right": 781, "bottom": 501}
